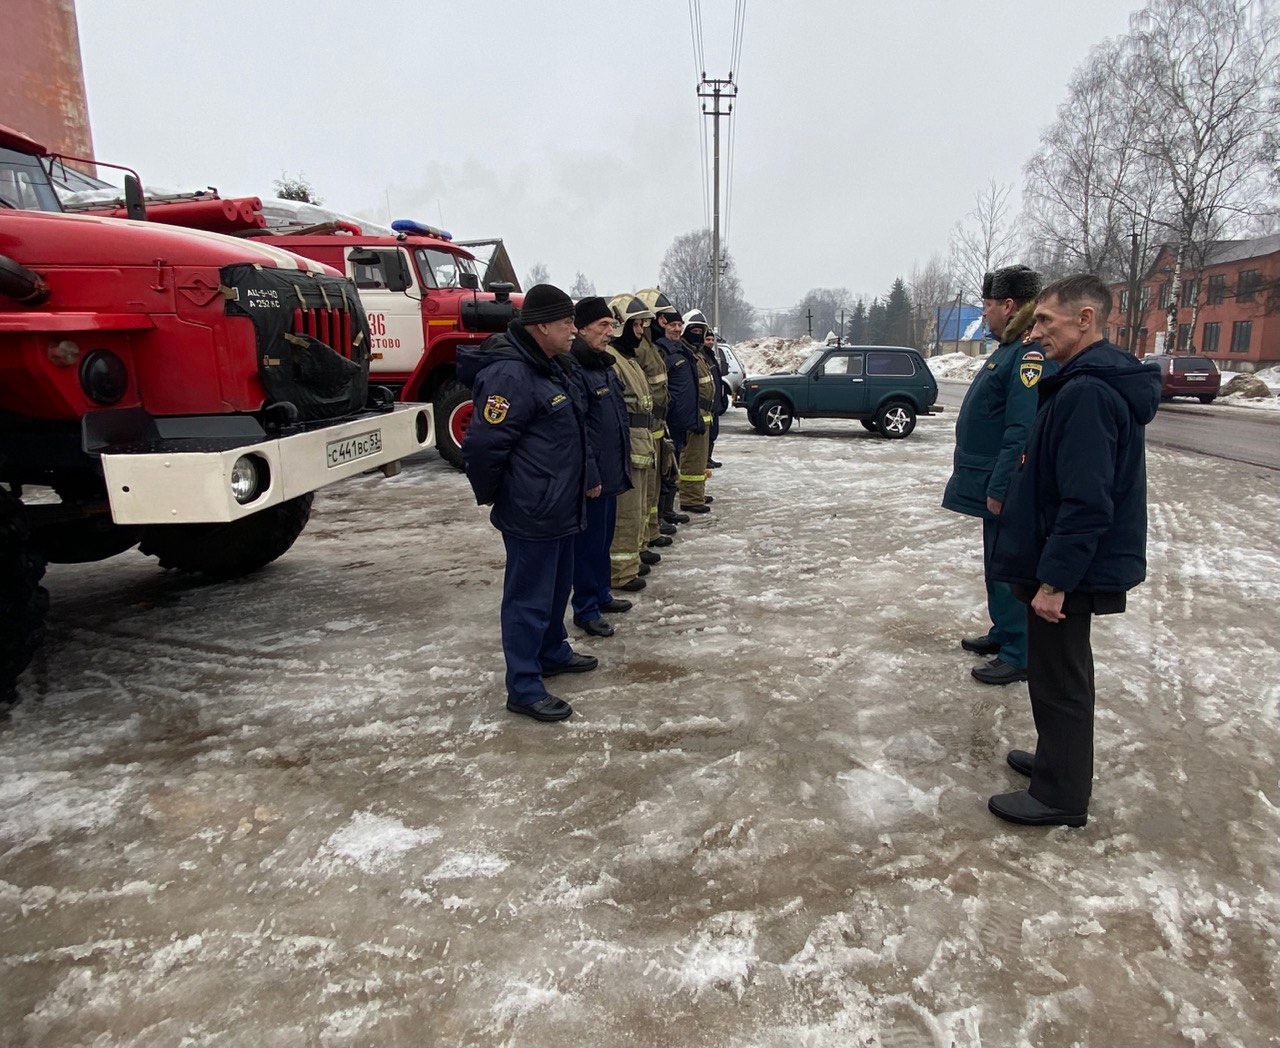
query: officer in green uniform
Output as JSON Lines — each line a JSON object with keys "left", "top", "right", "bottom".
{"left": 943, "top": 265, "right": 1056, "bottom": 687}
{"left": 606, "top": 294, "right": 660, "bottom": 592}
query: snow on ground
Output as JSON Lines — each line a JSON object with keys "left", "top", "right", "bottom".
{"left": 1, "top": 413, "right": 1278, "bottom": 1046}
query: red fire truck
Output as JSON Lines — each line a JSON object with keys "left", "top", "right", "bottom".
{"left": 70, "top": 189, "right": 521, "bottom": 468}
{"left": 0, "top": 124, "right": 432, "bottom": 692}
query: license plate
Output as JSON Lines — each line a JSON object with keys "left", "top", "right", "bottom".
{"left": 326, "top": 429, "right": 383, "bottom": 468}
{"left": 1187, "top": 374, "right": 1206, "bottom": 381}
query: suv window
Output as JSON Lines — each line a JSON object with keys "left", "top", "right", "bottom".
{"left": 821, "top": 353, "right": 863, "bottom": 376}
{"left": 867, "top": 352, "right": 916, "bottom": 377}
{"left": 1171, "top": 357, "right": 1217, "bottom": 374}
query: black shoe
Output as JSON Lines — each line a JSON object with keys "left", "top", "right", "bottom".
{"left": 659, "top": 523, "right": 678, "bottom": 535}
{"left": 703, "top": 495, "right": 715, "bottom": 503}
{"left": 1006, "top": 749, "right": 1035, "bottom": 777}
{"left": 649, "top": 535, "right": 673, "bottom": 547}
{"left": 971, "top": 658, "right": 1028, "bottom": 686}
{"left": 638, "top": 563, "right": 651, "bottom": 576}
{"left": 507, "top": 695, "right": 573, "bottom": 722}
{"left": 542, "top": 652, "right": 598, "bottom": 677}
{"left": 619, "top": 577, "right": 646, "bottom": 592}
{"left": 640, "top": 550, "right": 661, "bottom": 565}
{"left": 708, "top": 459, "right": 722, "bottom": 468}
{"left": 573, "top": 617, "right": 614, "bottom": 638}
{"left": 600, "top": 599, "right": 632, "bottom": 614}
{"left": 681, "top": 503, "right": 711, "bottom": 514}
{"left": 961, "top": 634, "right": 1001, "bottom": 656}
{"left": 988, "top": 789, "right": 1087, "bottom": 827}
{"left": 663, "top": 511, "right": 690, "bottom": 525}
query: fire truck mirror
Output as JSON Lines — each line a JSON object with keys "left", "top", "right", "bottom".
{"left": 460, "top": 272, "right": 480, "bottom": 292}
{"left": 124, "top": 174, "right": 147, "bottom": 221}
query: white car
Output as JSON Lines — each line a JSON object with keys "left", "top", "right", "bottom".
{"left": 716, "top": 341, "right": 746, "bottom": 400}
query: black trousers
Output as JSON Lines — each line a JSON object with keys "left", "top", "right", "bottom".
{"left": 1025, "top": 607, "right": 1096, "bottom": 813}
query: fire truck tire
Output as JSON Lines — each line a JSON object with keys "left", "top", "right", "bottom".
{"left": 139, "top": 494, "right": 314, "bottom": 580}
{"left": 1, "top": 493, "right": 49, "bottom": 695}
{"left": 433, "top": 380, "right": 472, "bottom": 471}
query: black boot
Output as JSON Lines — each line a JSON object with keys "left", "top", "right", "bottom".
{"left": 660, "top": 490, "right": 689, "bottom": 525}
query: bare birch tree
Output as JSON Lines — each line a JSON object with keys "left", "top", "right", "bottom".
{"left": 1125, "top": 0, "right": 1279, "bottom": 346}
{"left": 949, "top": 180, "right": 1016, "bottom": 302}
{"left": 908, "top": 254, "right": 957, "bottom": 351}
{"left": 658, "top": 229, "right": 757, "bottom": 341}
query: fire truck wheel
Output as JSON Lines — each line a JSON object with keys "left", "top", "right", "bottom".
{"left": 1, "top": 492, "right": 49, "bottom": 696}
{"left": 139, "top": 494, "right": 314, "bottom": 580}
{"left": 433, "top": 380, "right": 472, "bottom": 471}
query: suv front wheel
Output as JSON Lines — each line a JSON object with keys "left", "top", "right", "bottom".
{"left": 754, "top": 398, "right": 793, "bottom": 435}
{"left": 876, "top": 401, "right": 916, "bottom": 439}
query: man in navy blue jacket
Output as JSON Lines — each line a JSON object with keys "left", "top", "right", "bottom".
{"left": 566, "top": 297, "right": 633, "bottom": 639}
{"left": 988, "top": 274, "right": 1161, "bottom": 826}
{"left": 459, "top": 284, "right": 601, "bottom": 723}
{"left": 656, "top": 310, "right": 702, "bottom": 526}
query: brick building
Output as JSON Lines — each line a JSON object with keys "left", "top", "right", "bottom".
{"left": 1110, "top": 234, "right": 1280, "bottom": 372}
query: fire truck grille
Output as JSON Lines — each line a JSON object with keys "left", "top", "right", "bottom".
{"left": 291, "top": 307, "right": 354, "bottom": 359}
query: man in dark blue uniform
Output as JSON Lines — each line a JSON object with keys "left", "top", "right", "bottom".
{"left": 458, "top": 284, "right": 600, "bottom": 723}
{"left": 656, "top": 310, "right": 702, "bottom": 524}
{"left": 943, "top": 265, "right": 1055, "bottom": 686}
{"left": 566, "top": 297, "right": 633, "bottom": 639}
{"left": 988, "top": 274, "right": 1160, "bottom": 826}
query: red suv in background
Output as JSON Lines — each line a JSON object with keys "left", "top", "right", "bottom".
{"left": 1147, "top": 354, "right": 1221, "bottom": 404}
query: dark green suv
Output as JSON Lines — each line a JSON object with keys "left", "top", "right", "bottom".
{"left": 737, "top": 345, "right": 942, "bottom": 439}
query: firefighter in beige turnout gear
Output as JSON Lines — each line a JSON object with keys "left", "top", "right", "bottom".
{"left": 678, "top": 311, "right": 715, "bottom": 510}
{"left": 635, "top": 288, "right": 682, "bottom": 541}
{"left": 605, "top": 295, "right": 659, "bottom": 588}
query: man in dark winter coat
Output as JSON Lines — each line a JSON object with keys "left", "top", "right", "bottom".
{"left": 566, "top": 297, "right": 633, "bottom": 639}
{"left": 458, "top": 284, "right": 601, "bottom": 723}
{"left": 987, "top": 274, "right": 1161, "bottom": 827}
{"left": 656, "top": 310, "right": 702, "bottom": 526}
{"left": 943, "top": 265, "right": 1057, "bottom": 687}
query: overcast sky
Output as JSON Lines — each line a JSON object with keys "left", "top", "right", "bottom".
{"left": 77, "top": 0, "right": 1138, "bottom": 310}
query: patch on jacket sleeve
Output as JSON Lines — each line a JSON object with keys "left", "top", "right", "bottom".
{"left": 1019, "top": 352, "right": 1044, "bottom": 388}
{"left": 483, "top": 394, "right": 511, "bottom": 423}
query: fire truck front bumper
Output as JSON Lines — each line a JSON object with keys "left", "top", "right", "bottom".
{"left": 99, "top": 404, "right": 432, "bottom": 525}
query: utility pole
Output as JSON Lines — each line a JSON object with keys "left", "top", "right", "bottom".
{"left": 1127, "top": 225, "right": 1141, "bottom": 354}
{"left": 698, "top": 75, "right": 737, "bottom": 336}
{"left": 805, "top": 308, "right": 813, "bottom": 339}
{"left": 953, "top": 291, "right": 964, "bottom": 356}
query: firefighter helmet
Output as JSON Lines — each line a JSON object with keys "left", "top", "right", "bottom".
{"left": 609, "top": 293, "right": 655, "bottom": 337}
{"left": 636, "top": 287, "right": 681, "bottom": 317}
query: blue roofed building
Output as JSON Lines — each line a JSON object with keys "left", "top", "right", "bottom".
{"left": 931, "top": 304, "right": 990, "bottom": 357}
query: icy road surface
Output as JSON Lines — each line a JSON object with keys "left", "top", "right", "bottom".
{"left": 2, "top": 411, "right": 1278, "bottom": 1048}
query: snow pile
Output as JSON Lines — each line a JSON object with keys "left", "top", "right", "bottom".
{"left": 927, "top": 352, "right": 987, "bottom": 381}
{"left": 734, "top": 337, "right": 821, "bottom": 376}
{"left": 314, "top": 811, "right": 441, "bottom": 873}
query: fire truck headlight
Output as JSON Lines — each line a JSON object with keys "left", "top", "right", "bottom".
{"left": 79, "top": 349, "right": 129, "bottom": 404}
{"left": 230, "top": 455, "right": 266, "bottom": 504}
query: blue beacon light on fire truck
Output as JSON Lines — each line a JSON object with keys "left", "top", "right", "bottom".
{"left": 391, "top": 219, "right": 453, "bottom": 241}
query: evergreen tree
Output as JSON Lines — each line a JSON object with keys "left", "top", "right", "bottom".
{"left": 866, "top": 298, "right": 889, "bottom": 344}
{"left": 847, "top": 298, "right": 868, "bottom": 344}
{"left": 885, "top": 278, "right": 912, "bottom": 346}
{"left": 273, "top": 172, "right": 322, "bottom": 205}
{"left": 568, "top": 272, "right": 596, "bottom": 298}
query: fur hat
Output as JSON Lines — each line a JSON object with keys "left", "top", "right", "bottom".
{"left": 573, "top": 296, "right": 612, "bottom": 329}
{"left": 520, "top": 283, "right": 575, "bottom": 324}
{"left": 984, "top": 265, "right": 1041, "bottom": 303}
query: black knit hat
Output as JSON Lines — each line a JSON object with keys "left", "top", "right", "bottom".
{"left": 985, "top": 265, "right": 1041, "bottom": 303}
{"left": 573, "top": 296, "right": 612, "bottom": 329}
{"left": 520, "top": 283, "right": 575, "bottom": 324}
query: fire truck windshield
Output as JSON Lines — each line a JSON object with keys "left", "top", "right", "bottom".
{"left": 0, "top": 147, "right": 62, "bottom": 212}
{"left": 414, "top": 247, "right": 478, "bottom": 289}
